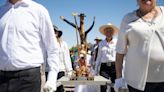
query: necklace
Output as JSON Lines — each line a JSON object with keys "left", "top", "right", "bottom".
{"left": 137, "top": 9, "right": 157, "bottom": 26}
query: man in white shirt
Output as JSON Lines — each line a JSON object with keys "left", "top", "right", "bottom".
{"left": 95, "top": 23, "right": 119, "bottom": 92}
{"left": 0, "top": 0, "right": 59, "bottom": 92}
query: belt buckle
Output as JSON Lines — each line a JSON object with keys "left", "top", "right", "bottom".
{"left": 106, "top": 62, "right": 111, "bottom": 66}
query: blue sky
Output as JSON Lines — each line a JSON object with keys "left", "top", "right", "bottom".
{"left": 0, "top": 0, "right": 164, "bottom": 48}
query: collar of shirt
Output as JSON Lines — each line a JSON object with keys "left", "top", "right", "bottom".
{"left": 104, "top": 39, "right": 117, "bottom": 47}
{"left": 6, "top": 0, "right": 31, "bottom": 7}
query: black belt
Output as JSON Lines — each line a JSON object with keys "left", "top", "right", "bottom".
{"left": 101, "top": 62, "right": 115, "bottom": 67}
{"left": 0, "top": 67, "right": 40, "bottom": 72}
{"left": 0, "top": 67, "right": 40, "bottom": 77}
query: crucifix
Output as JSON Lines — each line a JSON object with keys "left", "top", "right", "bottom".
{"left": 60, "top": 13, "right": 95, "bottom": 52}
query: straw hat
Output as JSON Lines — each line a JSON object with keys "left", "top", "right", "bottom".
{"left": 99, "top": 23, "right": 119, "bottom": 35}
{"left": 94, "top": 37, "right": 102, "bottom": 41}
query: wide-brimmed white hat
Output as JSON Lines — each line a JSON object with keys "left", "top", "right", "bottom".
{"left": 99, "top": 23, "right": 119, "bottom": 35}
{"left": 94, "top": 37, "right": 102, "bottom": 41}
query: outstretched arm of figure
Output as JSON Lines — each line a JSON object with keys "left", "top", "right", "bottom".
{"left": 85, "top": 16, "right": 95, "bottom": 36}
{"left": 60, "top": 16, "right": 80, "bottom": 30}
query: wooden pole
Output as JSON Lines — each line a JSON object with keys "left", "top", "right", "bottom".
{"left": 72, "top": 12, "right": 80, "bottom": 55}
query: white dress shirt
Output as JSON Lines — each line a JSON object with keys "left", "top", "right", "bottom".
{"left": 116, "top": 6, "right": 164, "bottom": 90}
{"left": 95, "top": 38, "right": 117, "bottom": 73}
{"left": 58, "top": 40, "right": 72, "bottom": 72}
{"left": 0, "top": 0, "right": 59, "bottom": 89}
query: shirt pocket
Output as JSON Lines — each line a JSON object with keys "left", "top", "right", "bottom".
{"left": 101, "top": 46, "right": 108, "bottom": 55}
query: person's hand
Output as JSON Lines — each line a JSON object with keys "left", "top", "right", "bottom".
{"left": 93, "top": 70, "right": 98, "bottom": 76}
{"left": 67, "top": 70, "right": 73, "bottom": 78}
{"left": 60, "top": 16, "right": 64, "bottom": 20}
{"left": 114, "top": 78, "right": 127, "bottom": 92}
{"left": 56, "top": 81, "right": 62, "bottom": 88}
{"left": 44, "top": 82, "right": 56, "bottom": 92}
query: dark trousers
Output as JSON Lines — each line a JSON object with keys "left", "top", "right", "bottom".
{"left": 100, "top": 62, "right": 116, "bottom": 92}
{"left": 55, "top": 71, "right": 65, "bottom": 92}
{"left": 0, "top": 67, "right": 41, "bottom": 92}
{"left": 128, "top": 82, "right": 164, "bottom": 92}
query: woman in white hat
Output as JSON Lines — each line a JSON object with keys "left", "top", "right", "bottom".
{"left": 95, "top": 23, "right": 119, "bottom": 92}
{"left": 54, "top": 28, "right": 73, "bottom": 92}
{"left": 115, "top": 0, "right": 164, "bottom": 92}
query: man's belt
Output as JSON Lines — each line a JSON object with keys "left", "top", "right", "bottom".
{"left": 101, "top": 62, "right": 115, "bottom": 67}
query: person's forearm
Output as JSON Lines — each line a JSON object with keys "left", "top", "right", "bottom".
{"left": 115, "top": 53, "right": 124, "bottom": 78}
